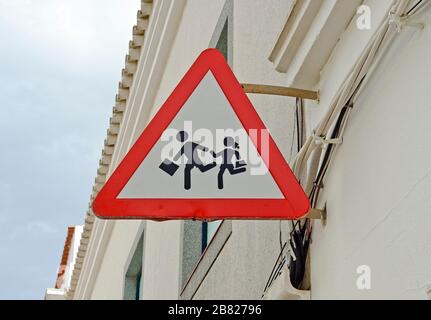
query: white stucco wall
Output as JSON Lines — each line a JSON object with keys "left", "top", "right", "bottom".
{"left": 90, "top": 221, "right": 143, "bottom": 299}
{"left": 83, "top": 0, "right": 431, "bottom": 300}
{"left": 141, "top": 0, "right": 231, "bottom": 299}
{"left": 193, "top": 0, "right": 300, "bottom": 299}
{"left": 191, "top": 0, "right": 431, "bottom": 299}
{"left": 310, "top": 6, "right": 431, "bottom": 299}
{"left": 233, "top": 0, "right": 296, "bottom": 159}
{"left": 89, "top": 0, "right": 299, "bottom": 299}
{"left": 89, "top": 0, "right": 227, "bottom": 300}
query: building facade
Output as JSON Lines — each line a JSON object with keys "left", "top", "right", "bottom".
{"left": 49, "top": 0, "right": 431, "bottom": 299}
{"left": 45, "top": 226, "right": 83, "bottom": 300}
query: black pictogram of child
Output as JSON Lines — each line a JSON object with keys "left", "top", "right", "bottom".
{"left": 159, "top": 131, "right": 216, "bottom": 190}
{"left": 212, "top": 137, "right": 247, "bottom": 190}
{"left": 159, "top": 132, "right": 247, "bottom": 190}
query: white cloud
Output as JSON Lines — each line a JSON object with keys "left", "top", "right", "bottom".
{"left": 0, "top": 0, "right": 140, "bottom": 298}
{"left": 26, "top": 221, "right": 58, "bottom": 234}
{"left": 0, "top": 0, "right": 32, "bottom": 7}
{"left": 6, "top": 221, "right": 58, "bottom": 241}
{"left": 0, "top": 0, "right": 139, "bottom": 67}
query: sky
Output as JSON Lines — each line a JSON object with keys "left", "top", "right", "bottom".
{"left": 0, "top": 0, "right": 139, "bottom": 299}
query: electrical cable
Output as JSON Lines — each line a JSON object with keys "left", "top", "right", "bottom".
{"left": 264, "top": 0, "right": 427, "bottom": 295}
{"left": 287, "top": 98, "right": 309, "bottom": 289}
{"left": 407, "top": 0, "right": 424, "bottom": 15}
{"left": 287, "top": 0, "right": 427, "bottom": 290}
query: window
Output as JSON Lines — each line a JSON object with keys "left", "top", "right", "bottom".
{"left": 202, "top": 7, "right": 232, "bottom": 250}
{"left": 180, "top": 0, "right": 233, "bottom": 293}
{"left": 202, "top": 220, "right": 223, "bottom": 250}
{"left": 124, "top": 233, "right": 144, "bottom": 300}
{"left": 215, "top": 19, "right": 228, "bottom": 61}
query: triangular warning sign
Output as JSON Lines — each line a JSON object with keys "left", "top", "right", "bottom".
{"left": 93, "top": 49, "right": 310, "bottom": 220}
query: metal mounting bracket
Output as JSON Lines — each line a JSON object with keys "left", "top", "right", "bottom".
{"left": 241, "top": 83, "right": 319, "bottom": 101}
{"left": 305, "top": 208, "right": 327, "bottom": 225}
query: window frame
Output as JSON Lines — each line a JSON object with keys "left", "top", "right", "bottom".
{"left": 179, "top": 0, "right": 234, "bottom": 299}
{"left": 123, "top": 225, "right": 145, "bottom": 300}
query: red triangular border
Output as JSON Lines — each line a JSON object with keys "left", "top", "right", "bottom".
{"left": 93, "top": 49, "right": 310, "bottom": 220}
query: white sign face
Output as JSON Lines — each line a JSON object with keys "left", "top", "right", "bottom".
{"left": 118, "top": 72, "right": 284, "bottom": 199}
{"left": 93, "top": 49, "right": 310, "bottom": 220}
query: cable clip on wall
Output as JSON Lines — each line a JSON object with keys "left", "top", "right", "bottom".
{"left": 312, "top": 132, "right": 343, "bottom": 149}
{"left": 388, "top": 11, "right": 425, "bottom": 32}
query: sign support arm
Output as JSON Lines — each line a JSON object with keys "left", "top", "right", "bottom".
{"left": 241, "top": 83, "right": 319, "bottom": 101}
